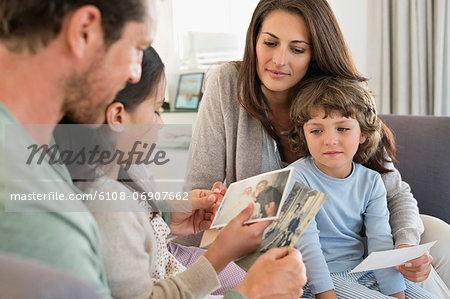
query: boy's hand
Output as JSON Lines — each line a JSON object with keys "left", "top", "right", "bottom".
{"left": 389, "top": 291, "right": 405, "bottom": 299}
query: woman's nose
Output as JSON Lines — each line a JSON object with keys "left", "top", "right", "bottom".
{"left": 272, "top": 47, "right": 287, "bottom": 66}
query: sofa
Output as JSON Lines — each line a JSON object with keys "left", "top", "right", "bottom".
{"left": 0, "top": 252, "right": 102, "bottom": 299}
{"left": 380, "top": 114, "right": 450, "bottom": 224}
{"left": 1, "top": 114, "right": 449, "bottom": 297}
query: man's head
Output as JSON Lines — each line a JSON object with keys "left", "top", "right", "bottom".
{"left": 0, "top": 0, "right": 150, "bottom": 53}
{"left": 0, "top": 0, "right": 159, "bottom": 124}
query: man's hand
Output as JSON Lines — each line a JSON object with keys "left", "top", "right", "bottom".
{"left": 204, "top": 203, "right": 271, "bottom": 273}
{"left": 170, "top": 182, "right": 226, "bottom": 236}
{"left": 395, "top": 245, "right": 433, "bottom": 282}
{"left": 236, "top": 247, "right": 307, "bottom": 299}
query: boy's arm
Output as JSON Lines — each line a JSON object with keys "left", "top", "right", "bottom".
{"left": 364, "top": 174, "right": 406, "bottom": 295}
{"left": 289, "top": 169, "right": 335, "bottom": 295}
{"left": 295, "top": 216, "right": 335, "bottom": 295}
{"left": 390, "top": 291, "right": 406, "bottom": 299}
{"left": 316, "top": 290, "right": 338, "bottom": 299}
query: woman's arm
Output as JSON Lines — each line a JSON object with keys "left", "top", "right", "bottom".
{"left": 188, "top": 65, "right": 231, "bottom": 190}
{"left": 364, "top": 174, "right": 406, "bottom": 295}
{"left": 381, "top": 161, "right": 424, "bottom": 246}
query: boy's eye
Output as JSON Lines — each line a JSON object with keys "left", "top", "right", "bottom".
{"left": 310, "top": 129, "right": 321, "bottom": 134}
{"left": 337, "top": 128, "right": 350, "bottom": 132}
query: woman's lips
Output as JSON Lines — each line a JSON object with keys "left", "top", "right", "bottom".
{"left": 267, "top": 69, "right": 289, "bottom": 79}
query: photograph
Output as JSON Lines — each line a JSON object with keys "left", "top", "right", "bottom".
{"left": 260, "top": 182, "right": 326, "bottom": 251}
{"left": 174, "top": 73, "right": 204, "bottom": 110}
{"left": 235, "top": 181, "right": 326, "bottom": 271}
{"left": 210, "top": 168, "right": 293, "bottom": 229}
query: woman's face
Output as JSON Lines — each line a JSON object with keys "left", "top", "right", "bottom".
{"left": 256, "top": 10, "right": 312, "bottom": 100}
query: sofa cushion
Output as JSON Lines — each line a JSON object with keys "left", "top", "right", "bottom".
{"left": 380, "top": 114, "right": 450, "bottom": 223}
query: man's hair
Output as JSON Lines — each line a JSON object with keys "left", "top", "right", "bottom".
{"left": 287, "top": 76, "right": 381, "bottom": 165}
{"left": 0, "top": 0, "right": 147, "bottom": 53}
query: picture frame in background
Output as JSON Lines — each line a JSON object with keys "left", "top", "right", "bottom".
{"left": 174, "top": 72, "right": 204, "bottom": 111}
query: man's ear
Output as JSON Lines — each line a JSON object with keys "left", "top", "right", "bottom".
{"left": 65, "top": 5, "right": 102, "bottom": 58}
{"left": 106, "top": 102, "right": 129, "bottom": 132}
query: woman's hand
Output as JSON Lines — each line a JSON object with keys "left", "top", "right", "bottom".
{"left": 170, "top": 182, "right": 226, "bottom": 236}
{"left": 395, "top": 245, "right": 433, "bottom": 282}
{"left": 204, "top": 203, "right": 271, "bottom": 273}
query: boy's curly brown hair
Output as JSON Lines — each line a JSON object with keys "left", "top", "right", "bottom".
{"left": 287, "top": 76, "right": 381, "bottom": 164}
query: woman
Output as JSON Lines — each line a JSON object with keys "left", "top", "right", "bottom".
{"left": 57, "top": 47, "right": 306, "bottom": 299}
{"left": 189, "top": 0, "right": 449, "bottom": 294}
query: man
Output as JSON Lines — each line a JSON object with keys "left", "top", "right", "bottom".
{"left": 255, "top": 180, "right": 282, "bottom": 218}
{"left": 0, "top": 1, "right": 307, "bottom": 298}
{"left": 0, "top": 1, "right": 157, "bottom": 297}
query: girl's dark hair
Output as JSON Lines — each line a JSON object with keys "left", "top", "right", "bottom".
{"left": 236, "top": 0, "right": 366, "bottom": 141}
{"left": 56, "top": 46, "right": 165, "bottom": 180}
{"left": 113, "top": 46, "right": 165, "bottom": 111}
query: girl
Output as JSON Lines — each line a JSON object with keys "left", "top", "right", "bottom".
{"left": 287, "top": 76, "right": 434, "bottom": 298}
{"left": 58, "top": 47, "right": 306, "bottom": 299}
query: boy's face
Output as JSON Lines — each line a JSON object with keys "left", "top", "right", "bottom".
{"left": 303, "top": 107, "right": 366, "bottom": 178}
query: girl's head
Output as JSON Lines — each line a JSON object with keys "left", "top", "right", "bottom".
{"left": 237, "top": 0, "right": 365, "bottom": 140}
{"left": 56, "top": 47, "right": 166, "bottom": 179}
{"left": 106, "top": 46, "right": 166, "bottom": 126}
{"left": 288, "top": 76, "right": 381, "bottom": 168}
{"left": 104, "top": 46, "right": 166, "bottom": 164}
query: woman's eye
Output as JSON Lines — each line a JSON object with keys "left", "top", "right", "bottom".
{"left": 292, "top": 48, "right": 305, "bottom": 54}
{"left": 337, "top": 128, "right": 350, "bottom": 132}
{"left": 263, "top": 40, "right": 277, "bottom": 47}
{"left": 311, "top": 130, "right": 321, "bottom": 134}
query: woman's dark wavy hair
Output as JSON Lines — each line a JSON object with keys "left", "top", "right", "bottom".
{"left": 236, "top": 0, "right": 366, "bottom": 142}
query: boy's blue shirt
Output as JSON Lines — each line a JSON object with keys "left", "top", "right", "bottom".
{"left": 291, "top": 156, "right": 406, "bottom": 295}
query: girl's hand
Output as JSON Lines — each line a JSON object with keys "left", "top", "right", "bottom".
{"left": 204, "top": 203, "right": 272, "bottom": 273}
{"left": 170, "top": 182, "right": 225, "bottom": 236}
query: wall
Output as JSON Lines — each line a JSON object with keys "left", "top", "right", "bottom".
{"left": 153, "top": 0, "right": 378, "bottom": 108}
